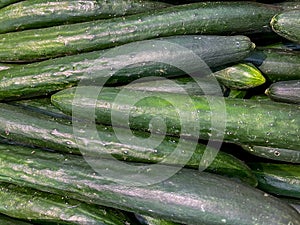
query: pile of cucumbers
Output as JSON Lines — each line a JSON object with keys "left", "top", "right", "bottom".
{"left": 0, "top": 0, "right": 299, "bottom": 224}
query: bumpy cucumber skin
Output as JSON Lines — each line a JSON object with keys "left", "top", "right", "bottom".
{"left": 0, "top": 1, "right": 279, "bottom": 62}
{"left": 213, "top": 63, "right": 265, "bottom": 89}
{"left": 266, "top": 80, "right": 300, "bottom": 104}
{"left": 245, "top": 48, "right": 300, "bottom": 82}
{"left": 242, "top": 145, "right": 300, "bottom": 163}
{"left": 0, "top": 35, "right": 253, "bottom": 101}
{"left": 249, "top": 163, "right": 300, "bottom": 199}
{"left": 0, "top": 102, "right": 257, "bottom": 186}
{"left": 0, "top": 145, "right": 299, "bottom": 225}
{"left": 0, "top": 214, "right": 33, "bottom": 225}
{"left": 0, "top": 182, "right": 131, "bottom": 225}
{"left": 271, "top": 9, "right": 300, "bottom": 44}
{"left": 51, "top": 87, "right": 300, "bottom": 150}
{"left": 0, "top": 0, "right": 170, "bottom": 34}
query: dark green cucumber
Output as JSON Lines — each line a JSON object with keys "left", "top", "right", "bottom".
{"left": 242, "top": 145, "right": 300, "bottom": 163}
{"left": 261, "top": 42, "right": 300, "bottom": 51}
{"left": 213, "top": 63, "right": 265, "bottom": 89}
{"left": 245, "top": 48, "right": 300, "bottom": 82}
{"left": 0, "top": 182, "right": 133, "bottom": 225}
{"left": 0, "top": 35, "right": 254, "bottom": 101}
{"left": 0, "top": 0, "right": 22, "bottom": 9}
{"left": 271, "top": 9, "right": 300, "bottom": 44}
{"left": 135, "top": 214, "right": 180, "bottom": 225}
{"left": 249, "top": 163, "right": 300, "bottom": 199}
{"left": 0, "top": 1, "right": 279, "bottom": 62}
{"left": 265, "top": 80, "right": 300, "bottom": 104}
{"left": 0, "top": 144, "right": 298, "bottom": 225}
{"left": 0, "top": 103, "right": 258, "bottom": 186}
{"left": 0, "top": 214, "right": 33, "bottom": 225}
{"left": 0, "top": 0, "right": 170, "bottom": 34}
{"left": 51, "top": 87, "right": 300, "bottom": 150}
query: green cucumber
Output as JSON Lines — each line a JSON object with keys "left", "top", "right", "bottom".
{"left": 249, "top": 163, "right": 300, "bottom": 199}
{"left": 271, "top": 9, "right": 300, "bottom": 44}
{"left": 262, "top": 42, "right": 300, "bottom": 51}
{"left": 0, "top": 103, "right": 258, "bottom": 186}
{"left": 0, "top": 214, "right": 33, "bottom": 225}
{"left": 245, "top": 48, "right": 300, "bottom": 82}
{"left": 0, "top": 1, "right": 279, "bottom": 62}
{"left": 0, "top": 144, "right": 298, "bottom": 225}
{"left": 0, "top": 0, "right": 170, "bottom": 34}
{"left": 51, "top": 87, "right": 300, "bottom": 150}
{"left": 265, "top": 80, "right": 300, "bottom": 104}
{"left": 0, "top": 35, "right": 254, "bottom": 101}
{"left": 274, "top": 1, "right": 300, "bottom": 10}
{"left": 0, "top": 182, "right": 133, "bottom": 225}
{"left": 242, "top": 145, "right": 300, "bottom": 163}
{"left": 227, "top": 89, "right": 247, "bottom": 99}
{"left": 135, "top": 214, "right": 180, "bottom": 225}
{"left": 280, "top": 197, "right": 300, "bottom": 214}
{"left": 0, "top": 0, "right": 22, "bottom": 9}
{"left": 213, "top": 63, "right": 265, "bottom": 89}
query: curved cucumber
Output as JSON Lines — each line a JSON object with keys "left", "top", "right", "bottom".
{"left": 249, "top": 163, "right": 300, "bottom": 199}
{"left": 0, "top": 1, "right": 279, "bottom": 62}
{"left": 0, "top": 182, "right": 132, "bottom": 225}
{"left": 271, "top": 9, "right": 300, "bottom": 44}
{"left": 0, "top": 0, "right": 170, "bottom": 34}
{"left": 213, "top": 63, "right": 265, "bottom": 89}
{"left": 51, "top": 87, "right": 300, "bottom": 150}
{"left": 242, "top": 145, "right": 300, "bottom": 164}
{"left": 0, "top": 103, "right": 258, "bottom": 186}
{"left": 0, "top": 35, "right": 253, "bottom": 100}
{"left": 265, "top": 80, "right": 300, "bottom": 104}
{"left": 0, "top": 144, "right": 298, "bottom": 225}
{"left": 245, "top": 48, "right": 300, "bottom": 82}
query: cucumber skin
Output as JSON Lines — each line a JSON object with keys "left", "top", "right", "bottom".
{"left": 0, "top": 102, "right": 258, "bottom": 186}
{"left": 135, "top": 214, "right": 180, "bottom": 225}
{"left": 51, "top": 87, "right": 300, "bottom": 150}
{"left": 0, "top": 144, "right": 299, "bottom": 225}
{"left": 0, "top": 1, "right": 279, "bottom": 62}
{"left": 0, "top": 0, "right": 22, "bottom": 9}
{"left": 0, "top": 214, "right": 33, "bottom": 225}
{"left": 0, "top": 182, "right": 131, "bottom": 225}
{"left": 266, "top": 80, "right": 300, "bottom": 104}
{"left": 245, "top": 48, "right": 300, "bottom": 82}
{"left": 249, "top": 163, "right": 300, "bottom": 199}
{"left": 242, "top": 145, "right": 300, "bottom": 164}
{"left": 0, "top": 0, "right": 170, "bottom": 34}
{"left": 0, "top": 35, "right": 253, "bottom": 101}
{"left": 271, "top": 9, "right": 300, "bottom": 44}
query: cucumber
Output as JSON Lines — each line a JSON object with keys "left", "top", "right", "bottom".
{"left": 261, "top": 42, "right": 300, "bottom": 51}
{"left": 242, "top": 145, "right": 300, "bottom": 163}
{"left": 135, "top": 214, "right": 180, "bottom": 225}
{"left": 280, "top": 197, "right": 300, "bottom": 214}
{"left": 0, "top": 1, "right": 280, "bottom": 62}
{"left": 0, "top": 182, "right": 133, "bottom": 225}
{"left": 0, "top": 0, "right": 170, "bottom": 34}
{"left": 0, "top": 103, "right": 258, "bottom": 186}
{"left": 227, "top": 89, "right": 247, "bottom": 99}
{"left": 213, "top": 63, "right": 265, "bottom": 89}
{"left": 249, "top": 163, "right": 300, "bottom": 199}
{"left": 271, "top": 9, "right": 300, "bottom": 44}
{"left": 0, "top": 144, "right": 299, "bottom": 225}
{"left": 0, "top": 214, "right": 33, "bottom": 225}
{"left": 274, "top": 1, "right": 300, "bottom": 10}
{"left": 245, "top": 48, "right": 300, "bottom": 82}
{"left": 0, "top": 35, "right": 254, "bottom": 100}
{"left": 51, "top": 87, "right": 300, "bottom": 150}
{"left": 265, "top": 80, "right": 300, "bottom": 104}
{"left": 0, "top": 0, "right": 22, "bottom": 9}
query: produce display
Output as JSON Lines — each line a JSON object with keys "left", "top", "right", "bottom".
{"left": 0, "top": 0, "right": 299, "bottom": 224}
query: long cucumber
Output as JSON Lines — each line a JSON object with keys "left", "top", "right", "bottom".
{"left": 245, "top": 48, "right": 300, "bottom": 82}
{"left": 0, "top": 35, "right": 254, "bottom": 101}
{"left": 0, "top": 1, "right": 279, "bottom": 62}
{"left": 51, "top": 87, "right": 300, "bottom": 150}
{"left": 249, "top": 163, "right": 300, "bottom": 199}
{"left": 0, "top": 182, "right": 133, "bottom": 225}
{"left": 0, "top": 0, "right": 170, "bottom": 34}
{"left": 0, "top": 103, "right": 258, "bottom": 186}
{"left": 0, "top": 144, "right": 298, "bottom": 225}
